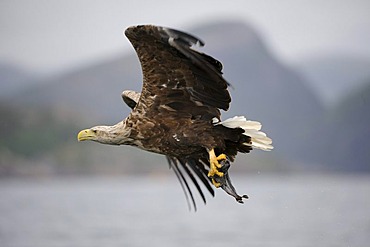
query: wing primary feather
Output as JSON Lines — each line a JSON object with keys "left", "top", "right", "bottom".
{"left": 167, "top": 38, "right": 229, "bottom": 87}
{"left": 124, "top": 24, "right": 231, "bottom": 112}
{"left": 166, "top": 157, "right": 191, "bottom": 209}
{"left": 200, "top": 157, "right": 211, "bottom": 169}
{"left": 168, "top": 158, "right": 191, "bottom": 211}
{"left": 175, "top": 164, "right": 197, "bottom": 211}
{"left": 162, "top": 27, "right": 205, "bottom": 47}
{"left": 166, "top": 156, "right": 196, "bottom": 211}
{"left": 163, "top": 26, "right": 231, "bottom": 95}
{"left": 161, "top": 26, "right": 224, "bottom": 81}
{"left": 187, "top": 159, "right": 215, "bottom": 197}
{"left": 178, "top": 158, "right": 207, "bottom": 205}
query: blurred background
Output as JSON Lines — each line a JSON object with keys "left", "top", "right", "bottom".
{"left": 1, "top": 0, "right": 369, "bottom": 246}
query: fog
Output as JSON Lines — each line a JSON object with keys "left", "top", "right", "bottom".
{"left": 1, "top": 0, "right": 370, "bottom": 76}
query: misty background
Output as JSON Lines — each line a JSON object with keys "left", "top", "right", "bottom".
{"left": 1, "top": 1, "right": 370, "bottom": 246}
{"left": 1, "top": 0, "right": 369, "bottom": 175}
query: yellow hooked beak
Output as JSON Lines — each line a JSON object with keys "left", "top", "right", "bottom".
{"left": 77, "top": 129, "right": 96, "bottom": 141}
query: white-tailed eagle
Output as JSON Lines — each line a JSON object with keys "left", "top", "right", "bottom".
{"left": 77, "top": 25, "right": 273, "bottom": 210}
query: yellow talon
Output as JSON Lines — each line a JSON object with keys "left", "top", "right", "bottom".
{"left": 212, "top": 178, "right": 221, "bottom": 188}
{"left": 217, "top": 154, "right": 227, "bottom": 161}
{"left": 207, "top": 149, "right": 227, "bottom": 178}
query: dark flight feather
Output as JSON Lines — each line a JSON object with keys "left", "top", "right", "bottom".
{"left": 166, "top": 156, "right": 196, "bottom": 210}
{"left": 124, "top": 25, "right": 231, "bottom": 116}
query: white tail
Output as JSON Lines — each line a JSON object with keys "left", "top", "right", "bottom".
{"left": 215, "top": 116, "right": 273, "bottom": 151}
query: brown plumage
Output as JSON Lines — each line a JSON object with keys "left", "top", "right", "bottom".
{"left": 78, "top": 25, "right": 273, "bottom": 210}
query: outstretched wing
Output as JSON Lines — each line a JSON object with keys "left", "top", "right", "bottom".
{"left": 124, "top": 25, "right": 231, "bottom": 121}
{"left": 124, "top": 25, "right": 231, "bottom": 209}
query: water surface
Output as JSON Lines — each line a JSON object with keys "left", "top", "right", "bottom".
{"left": 0, "top": 174, "right": 369, "bottom": 247}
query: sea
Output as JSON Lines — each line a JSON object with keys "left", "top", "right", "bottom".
{"left": 0, "top": 174, "right": 369, "bottom": 247}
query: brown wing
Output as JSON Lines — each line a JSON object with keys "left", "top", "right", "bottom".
{"left": 124, "top": 25, "right": 232, "bottom": 210}
{"left": 124, "top": 25, "right": 231, "bottom": 121}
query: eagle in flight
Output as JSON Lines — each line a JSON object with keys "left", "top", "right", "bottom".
{"left": 77, "top": 25, "right": 273, "bottom": 210}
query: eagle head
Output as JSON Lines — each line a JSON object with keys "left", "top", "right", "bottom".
{"left": 77, "top": 121, "right": 130, "bottom": 145}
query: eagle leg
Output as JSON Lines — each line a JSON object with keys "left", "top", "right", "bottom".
{"left": 207, "top": 149, "right": 227, "bottom": 187}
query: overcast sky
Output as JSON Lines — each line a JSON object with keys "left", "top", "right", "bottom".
{"left": 1, "top": 0, "right": 370, "bottom": 75}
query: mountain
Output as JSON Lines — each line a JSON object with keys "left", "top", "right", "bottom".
{"left": 299, "top": 80, "right": 370, "bottom": 171}
{"left": 331, "top": 80, "right": 370, "bottom": 171}
{"left": 296, "top": 54, "right": 370, "bottom": 106}
{"left": 2, "top": 20, "right": 326, "bottom": 175}
{"left": 0, "top": 63, "right": 37, "bottom": 97}
{"left": 10, "top": 55, "right": 141, "bottom": 123}
{"left": 292, "top": 54, "right": 370, "bottom": 171}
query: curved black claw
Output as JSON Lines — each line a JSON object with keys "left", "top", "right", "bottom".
{"left": 212, "top": 158, "right": 249, "bottom": 203}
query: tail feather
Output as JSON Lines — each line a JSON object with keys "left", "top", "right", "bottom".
{"left": 216, "top": 116, "right": 273, "bottom": 151}
{"left": 218, "top": 116, "right": 261, "bottom": 130}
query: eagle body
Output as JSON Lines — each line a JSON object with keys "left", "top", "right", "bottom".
{"left": 125, "top": 116, "right": 214, "bottom": 155}
{"left": 78, "top": 25, "right": 273, "bottom": 210}
{"left": 124, "top": 114, "right": 248, "bottom": 158}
